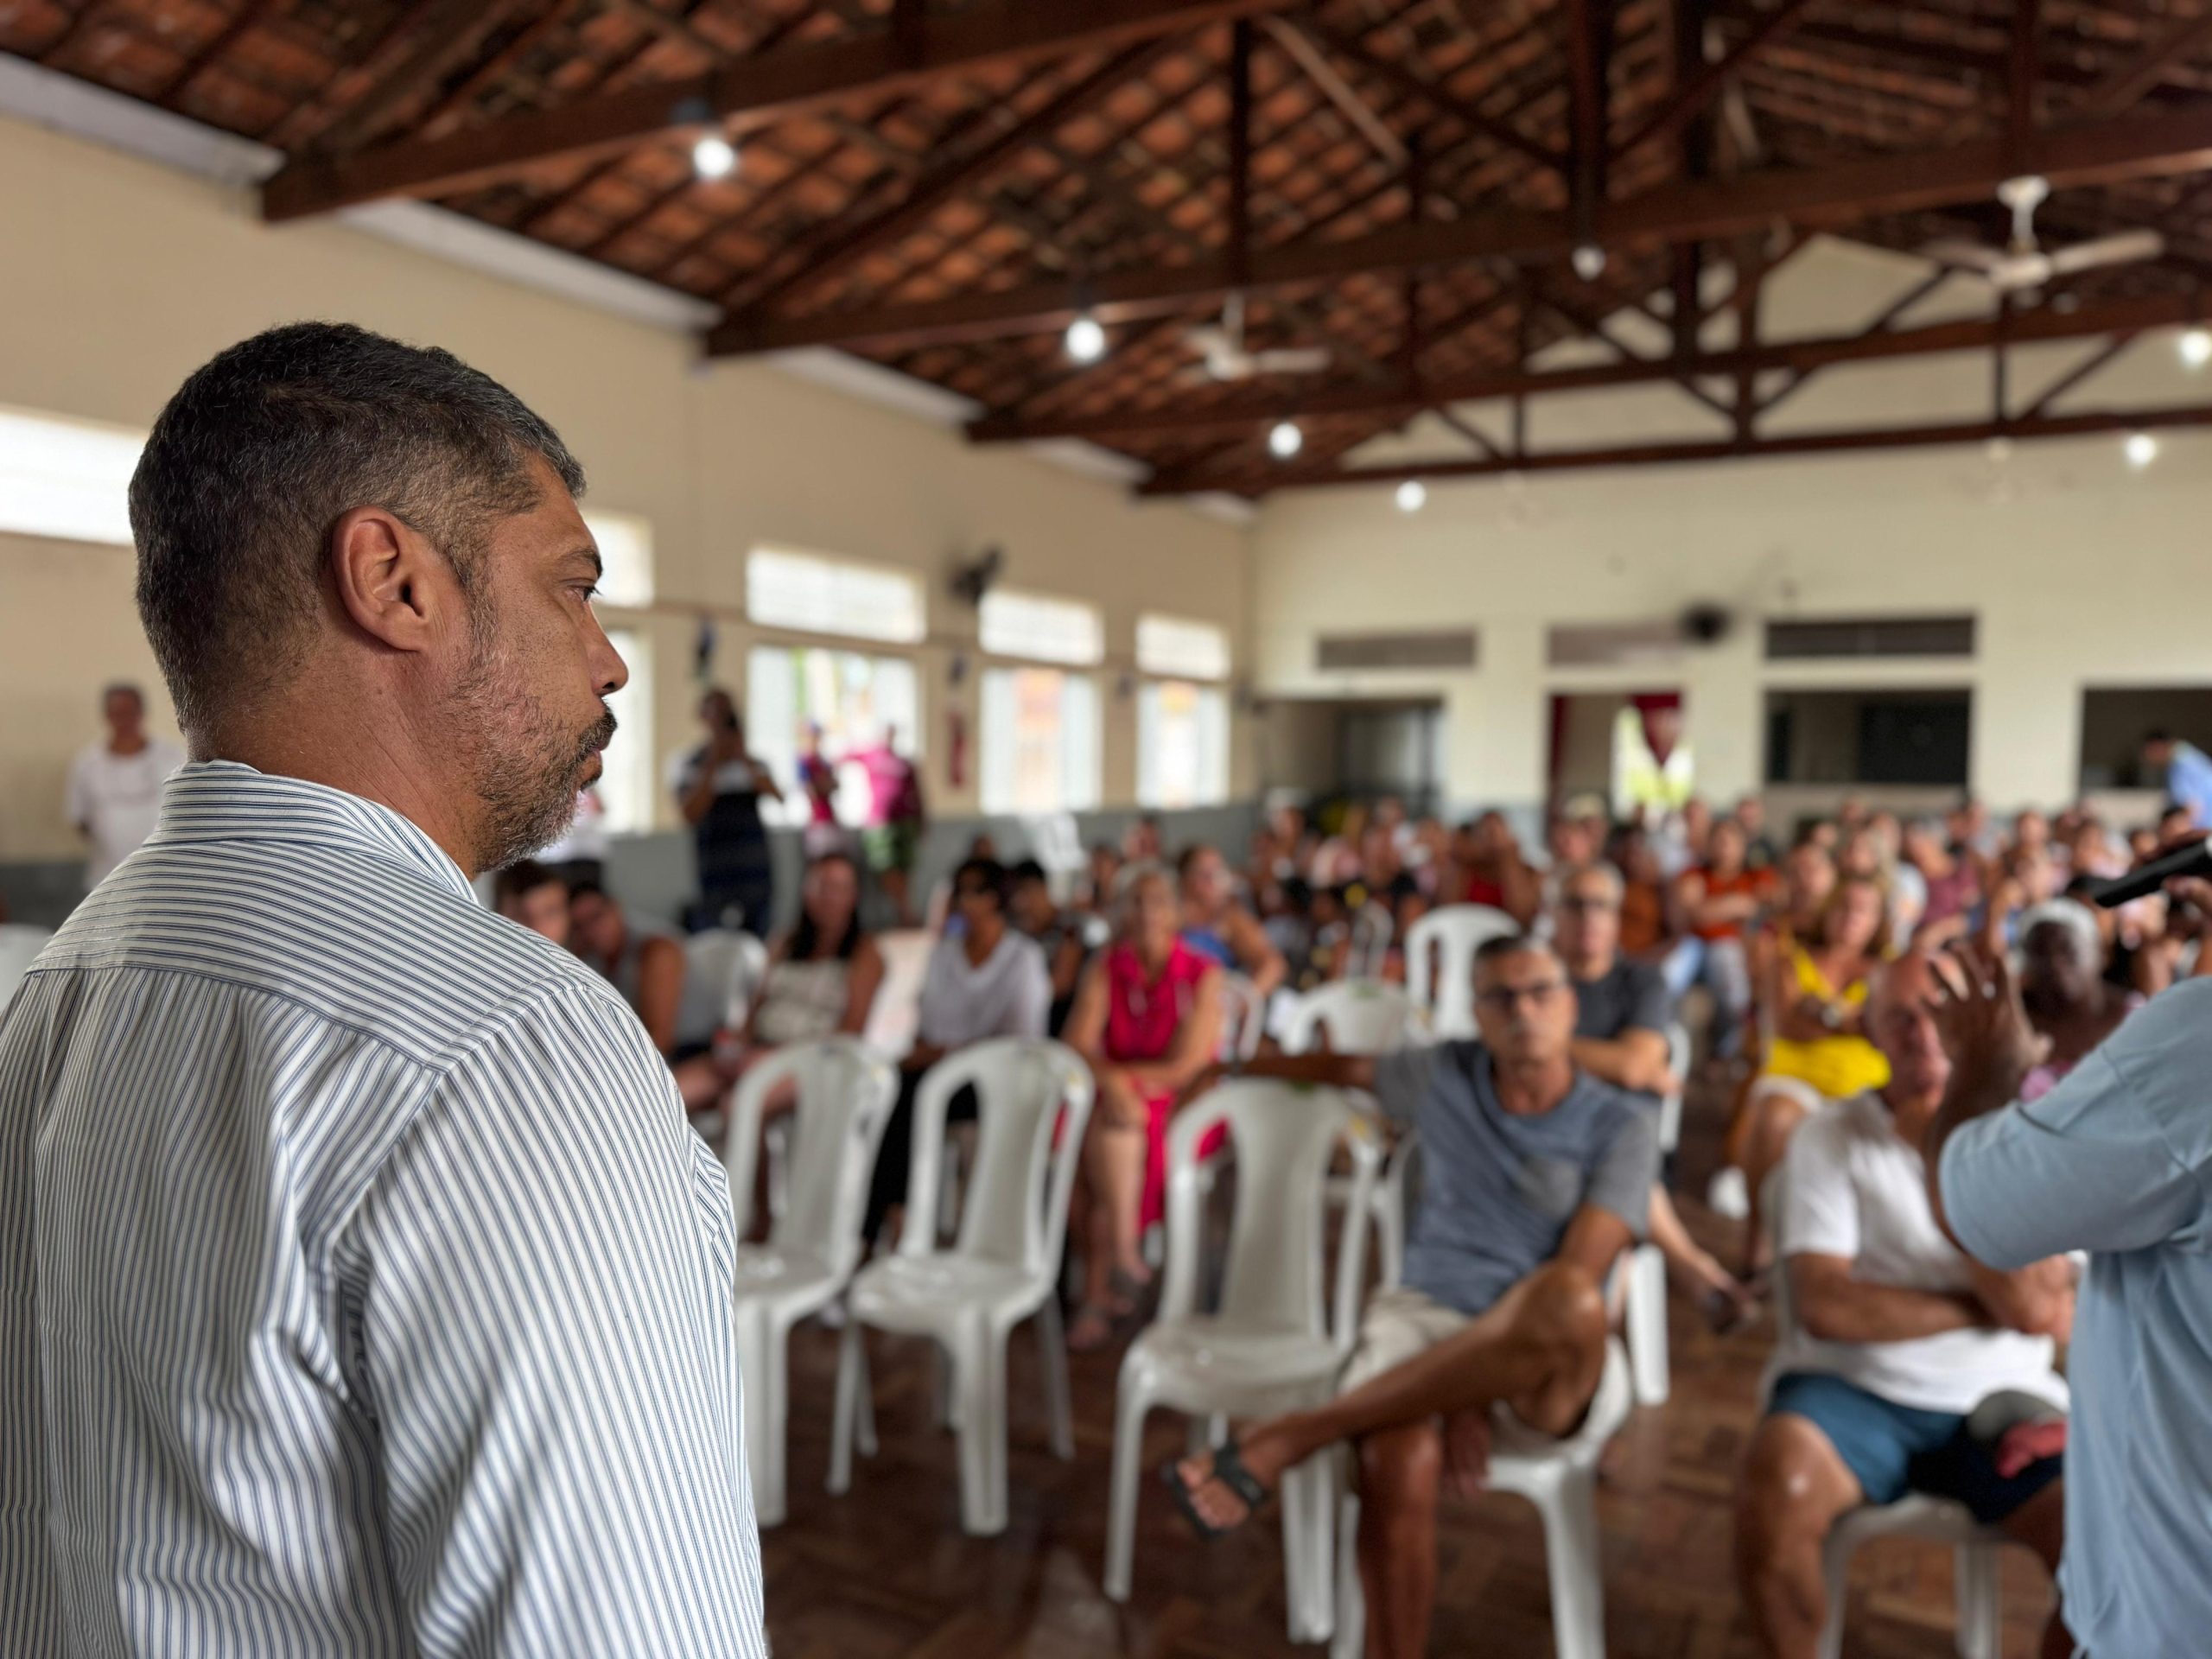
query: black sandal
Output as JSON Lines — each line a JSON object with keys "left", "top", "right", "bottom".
{"left": 1162, "top": 1440, "right": 1272, "bottom": 1540}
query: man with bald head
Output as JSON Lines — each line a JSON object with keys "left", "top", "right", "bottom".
{"left": 1165, "top": 935, "right": 1656, "bottom": 1657}
{"left": 1736, "top": 951, "right": 2075, "bottom": 1659}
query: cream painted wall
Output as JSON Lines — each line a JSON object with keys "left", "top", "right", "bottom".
{"left": 1253, "top": 239, "right": 2212, "bottom": 817}
{"left": 0, "top": 111, "right": 1249, "bottom": 863}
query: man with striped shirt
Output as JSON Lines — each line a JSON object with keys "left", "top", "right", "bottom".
{"left": 1, "top": 324, "right": 767, "bottom": 1656}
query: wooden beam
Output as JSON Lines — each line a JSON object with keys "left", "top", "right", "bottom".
{"left": 1293, "top": 21, "right": 1564, "bottom": 174}
{"left": 1142, "top": 400, "right": 2212, "bottom": 493}
{"left": 2008, "top": 0, "right": 2042, "bottom": 163}
{"left": 154, "top": 0, "right": 283, "bottom": 105}
{"left": 1614, "top": 0, "right": 1816, "bottom": 165}
{"left": 966, "top": 289, "right": 2202, "bottom": 442}
{"left": 1565, "top": 0, "right": 1614, "bottom": 240}
{"left": 263, "top": 0, "right": 1296, "bottom": 218}
{"left": 1262, "top": 19, "right": 1405, "bottom": 168}
{"left": 1230, "top": 17, "right": 1254, "bottom": 286}
{"left": 715, "top": 104, "right": 2212, "bottom": 355}
{"left": 727, "top": 41, "right": 1176, "bottom": 318}
{"left": 2076, "top": 5, "right": 2212, "bottom": 119}
{"left": 307, "top": 0, "right": 526, "bottom": 156}
{"left": 2018, "top": 331, "right": 2141, "bottom": 419}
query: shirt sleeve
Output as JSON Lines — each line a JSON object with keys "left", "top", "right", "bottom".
{"left": 342, "top": 981, "right": 766, "bottom": 1658}
{"left": 1585, "top": 1104, "right": 1658, "bottom": 1237}
{"left": 1626, "top": 964, "right": 1672, "bottom": 1038}
{"left": 1940, "top": 981, "right": 2212, "bottom": 1269}
{"left": 1370, "top": 1045, "right": 1439, "bottom": 1131}
{"left": 1779, "top": 1107, "right": 1862, "bottom": 1261}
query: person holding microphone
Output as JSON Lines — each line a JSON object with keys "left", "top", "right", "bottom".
{"left": 1924, "top": 886, "right": 2212, "bottom": 1659}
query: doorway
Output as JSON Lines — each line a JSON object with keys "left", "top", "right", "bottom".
{"left": 1548, "top": 690, "right": 1688, "bottom": 817}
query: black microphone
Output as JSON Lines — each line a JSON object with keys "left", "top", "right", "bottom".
{"left": 2088, "top": 839, "right": 2212, "bottom": 908}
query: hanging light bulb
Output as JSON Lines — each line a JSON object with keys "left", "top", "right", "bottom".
{"left": 2182, "top": 327, "right": 2212, "bottom": 370}
{"left": 1395, "top": 479, "right": 1427, "bottom": 513}
{"left": 692, "top": 133, "right": 739, "bottom": 180}
{"left": 1268, "top": 420, "right": 1304, "bottom": 460}
{"left": 1571, "top": 243, "right": 1607, "bottom": 281}
{"left": 2126, "top": 430, "right": 2160, "bottom": 469}
{"left": 1064, "top": 313, "right": 1107, "bottom": 364}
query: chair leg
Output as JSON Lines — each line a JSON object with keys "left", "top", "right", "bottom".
{"left": 1627, "top": 1244, "right": 1670, "bottom": 1408}
{"left": 1373, "top": 1183, "right": 1403, "bottom": 1293}
{"left": 1036, "top": 1298, "right": 1075, "bottom": 1461}
{"left": 1955, "top": 1542, "right": 2002, "bottom": 1659}
{"left": 954, "top": 1321, "right": 1010, "bottom": 1537}
{"left": 1280, "top": 1453, "right": 1335, "bottom": 1643}
{"left": 736, "top": 1306, "right": 786, "bottom": 1529}
{"left": 855, "top": 1332, "right": 879, "bottom": 1458}
{"left": 1103, "top": 1379, "right": 1151, "bottom": 1602}
{"left": 1816, "top": 1527, "right": 1852, "bottom": 1659}
{"left": 1533, "top": 1463, "right": 1606, "bottom": 1659}
{"left": 829, "top": 1319, "right": 863, "bottom": 1496}
{"left": 1331, "top": 1484, "right": 1365, "bottom": 1659}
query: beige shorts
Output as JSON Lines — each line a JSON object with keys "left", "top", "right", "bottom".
{"left": 1338, "top": 1285, "right": 1630, "bottom": 1457}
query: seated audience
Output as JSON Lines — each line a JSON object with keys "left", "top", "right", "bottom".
{"left": 493, "top": 859, "right": 570, "bottom": 946}
{"left": 1166, "top": 936, "right": 1656, "bottom": 1659}
{"left": 865, "top": 857, "right": 1051, "bottom": 1241}
{"left": 1007, "top": 857, "right": 1090, "bottom": 1032}
{"left": 1122, "top": 812, "right": 1164, "bottom": 863}
{"left": 741, "top": 851, "right": 883, "bottom": 1052}
{"left": 2015, "top": 902, "right": 2139, "bottom": 1100}
{"left": 1063, "top": 867, "right": 1225, "bottom": 1351}
{"left": 1179, "top": 842, "right": 1287, "bottom": 998}
{"left": 1735, "top": 952, "right": 2075, "bottom": 1659}
{"left": 569, "top": 882, "right": 728, "bottom": 1112}
{"left": 1669, "top": 818, "right": 1768, "bottom": 1064}
{"left": 1734, "top": 794, "right": 1780, "bottom": 870}
{"left": 1444, "top": 810, "right": 1541, "bottom": 925}
{"left": 1606, "top": 823, "right": 1679, "bottom": 963}
{"left": 1901, "top": 817, "right": 1979, "bottom": 944}
{"left": 1731, "top": 873, "right": 1893, "bottom": 1273}
{"left": 1555, "top": 863, "right": 1756, "bottom": 1330}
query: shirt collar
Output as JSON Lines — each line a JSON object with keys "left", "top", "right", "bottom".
{"left": 153, "top": 760, "right": 476, "bottom": 903}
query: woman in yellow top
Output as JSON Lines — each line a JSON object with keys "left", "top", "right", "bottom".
{"left": 1762, "top": 872, "right": 1892, "bottom": 1098}
{"left": 1730, "top": 872, "right": 1892, "bottom": 1274}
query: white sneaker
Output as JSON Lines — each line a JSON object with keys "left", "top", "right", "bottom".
{"left": 1707, "top": 1166, "right": 1751, "bottom": 1220}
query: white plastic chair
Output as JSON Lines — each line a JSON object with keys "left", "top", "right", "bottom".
{"left": 830, "top": 1039, "right": 1096, "bottom": 1535}
{"left": 1216, "top": 968, "right": 1268, "bottom": 1062}
{"left": 1623, "top": 1021, "right": 1695, "bottom": 1409}
{"left": 862, "top": 926, "right": 934, "bottom": 1059}
{"left": 1328, "top": 1339, "right": 1633, "bottom": 1659}
{"left": 1344, "top": 900, "right": 1395, "bottom": 980}
{"left": 1103, "top": 1081, "right": 1382, "bottom": 1643}
{"left": 0, "top": 925, "right": 54, "bottom": 1012}
{"left": 1761, "top": 1168, "right": 2018, "bottom": 1658}
{"left": 1405, "top": 905, "right": 1518, "bottom": 1039}
{"left": 1281, "top": 978, "right": 1419, "bottom": 1057}
{"left": 718, "top": 1036, "right": 897, "bottom": 1528}
{"left": 686, "top": 926, "right": 768, "bottom": 1027}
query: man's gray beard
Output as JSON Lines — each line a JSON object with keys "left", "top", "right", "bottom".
{"left": 448, "top": 626, "right": 615, "bottom": 874}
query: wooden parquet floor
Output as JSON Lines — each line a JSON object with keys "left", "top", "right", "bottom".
{"left": 756, "top": 1088, "right": 2060, "bottom": 1658}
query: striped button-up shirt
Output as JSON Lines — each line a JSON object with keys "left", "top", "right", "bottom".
{"left": 2, "top": 762, "right": 766, "bottom": 1657}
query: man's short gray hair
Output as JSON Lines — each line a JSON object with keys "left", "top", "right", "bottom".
{"left": 1560, "top": 861, "right": 1624, "bottom": 903}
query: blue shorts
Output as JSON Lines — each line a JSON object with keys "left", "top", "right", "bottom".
{"left": 1768, "top": 1372, "right": 2063, "bottom": 1525}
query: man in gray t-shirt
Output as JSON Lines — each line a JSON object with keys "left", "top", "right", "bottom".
{"left": 1166, "top": 936, "right": 1656, "bottom": 1659}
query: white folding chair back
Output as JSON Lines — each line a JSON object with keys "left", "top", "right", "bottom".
{"left": 1405, "top": 905, "right": 1518, "bottom": 1039}
{"left": 833, "top": 1039, "right": 1096, "bottom": 1534}
{"left": 1282, "top": 978, "right": 1418, "bottom": 1057}
{"left": 717, "top": 1037, "right": 897, "bottom": 1527}
{"left": 1104, "top": 1083, "right": 1381, "bottom": 1641}
{"left": 0, "top": 925, "right": 54, "bottom": 1013}
{"left": 686, "top": 927, "right": 768, "bottom": 1028}
{"left": 1215, "top": 969, "right": 1267, "bottom": 1062}
{"left": 861, "top": 926, "right": 934, "bottom": 1059}
{"left": 1762, "top": 1166, "right": 2014, "bottom": 1659}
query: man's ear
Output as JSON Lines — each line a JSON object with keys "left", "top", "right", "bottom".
{"left": 329, "top": 505, "right": 454, "bottom": 652}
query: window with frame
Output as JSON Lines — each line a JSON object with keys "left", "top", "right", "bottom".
{"left": 1139, "top": 679, "right": 1230, "bottom": 809}
{"left": 747, "top": 545, "right": 925, "bottom": 644}
{"left": 979, "top": 589, "right": 1103, "bottom": 665}
{"left": 597, "top": 626, "right": 657, "bottom": 834}
{"left": 1136, "top": 613, "right": 1231, "bottom": 682}
{"left": 982, "top": 666, "right": 1099, "bottom": 815}
{"left": 746, "top": 645, "right": 920, "bottom": 827}
{"left": 0, "top": 404, "right": 145, "bottom": 546}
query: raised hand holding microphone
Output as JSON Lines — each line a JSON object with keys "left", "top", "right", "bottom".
{"left": 1916, "top": 918, "right": 2212, "bottom": 1659}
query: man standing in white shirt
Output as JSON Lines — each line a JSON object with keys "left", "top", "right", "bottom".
{"left": 64, "top": 683, "right": 182, "bottom": 889}
{"left": 1736, "top": 950, "right": 2076, "bottom": 1659}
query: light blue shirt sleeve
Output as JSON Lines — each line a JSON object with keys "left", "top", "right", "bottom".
{"left": 2170, "top": 741, "right": 2212, "bottom": 826}
{"left": 1940, "top": 979, "right": 2212, "bottom": 1270}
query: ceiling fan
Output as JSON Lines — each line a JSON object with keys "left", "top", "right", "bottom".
{"left": 1185, "top": 293, "right": 1332, "bottom": 381}
{"left": 1922, "top": 175, "right": 2164, "bottom": 298}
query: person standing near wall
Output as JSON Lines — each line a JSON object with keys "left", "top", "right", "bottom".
{"left": 676, "top": 687, "right": 781, "bottom": 937}
{"left": 64, "top": 682, "right": 182, "bottom": 892}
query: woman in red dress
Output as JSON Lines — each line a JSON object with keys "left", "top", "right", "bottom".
{"left": 1062, "top": 865, "right": 1224, "bottom": 1351}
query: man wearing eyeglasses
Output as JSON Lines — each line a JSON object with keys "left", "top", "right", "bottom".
{"left": 1166, "top": 934, "right": 1656, "bottom": 1659}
